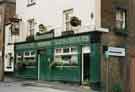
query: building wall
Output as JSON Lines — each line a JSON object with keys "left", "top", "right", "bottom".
{"left": 101, "top": 0, "right": 128, "bottom": 92}
{"left": 128, "top": 0, "right": 135, "bottom": 92}
{"left": 16, "top": 0, "right": 102, "bottom": 41}
{"left": 0, "top": 2, "right": 16, "bottom": 49}
{"left": 0, "top": 1, "right": 15, "bottom": 80}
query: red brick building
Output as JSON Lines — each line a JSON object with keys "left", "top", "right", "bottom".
{"left": 128, "top": 0, "right": 135, "bottom": 92}
{"left": 0, "top": 0, "right": 15, "bottom": 80}
{"left": 101, "top": 0, "right": 128, "bottom": 92}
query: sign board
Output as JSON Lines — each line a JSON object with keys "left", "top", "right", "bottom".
{"left": 54, "top": 35, "right": 89, "bottom": 45}
{"left": 35, "top": 31, "right": 54, "bottom": 40}
{"left": 107, "top": 47, "right": 125, "bottom": 56}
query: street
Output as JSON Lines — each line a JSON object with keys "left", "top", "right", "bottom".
{"left": 0, "top": 79, "right": 98, "bottom": 92}
{"left": 0, "top": 82, "right": 74, "bottom": 92}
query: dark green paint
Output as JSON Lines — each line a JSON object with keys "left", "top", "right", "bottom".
{"left": 15, "top": 33, "right": 101, "bottom": 83}
{"left": 90, "top": 43, "right": 101, "bottom": 82}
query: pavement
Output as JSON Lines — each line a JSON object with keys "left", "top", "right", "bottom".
{"left": 0, "top": 77, "right": 99, "bottom": 92}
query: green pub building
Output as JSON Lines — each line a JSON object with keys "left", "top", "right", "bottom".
{"left": 15, "top": 31, "right": 102, "bottom": 89}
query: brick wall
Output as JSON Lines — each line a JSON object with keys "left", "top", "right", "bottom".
{"left": 0, "top": 3, "right": 15, "bottom": 49}
{"left": 101, "top": 0, "right": 128, "bottom": 92}
{"left": 128, "top": 0, "right": 135, "bottom": 92}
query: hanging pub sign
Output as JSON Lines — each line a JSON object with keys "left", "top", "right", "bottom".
{"left": 35, "top": 29, "right": 54, "bottom": 40}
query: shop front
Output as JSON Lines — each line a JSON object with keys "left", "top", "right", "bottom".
{"left": 15, "top": 32, "right": 101, "bottom": 86}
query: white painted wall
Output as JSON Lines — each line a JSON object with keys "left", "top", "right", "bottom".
{"left": 4, "top": 24, "right": 20, "bottom": 72}
{"left": 16, "top": 0, "right": 103, "bottom": 41}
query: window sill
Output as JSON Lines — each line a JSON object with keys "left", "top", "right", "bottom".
{"left": 114, "top": 28, "right": 128, "bottom": 36}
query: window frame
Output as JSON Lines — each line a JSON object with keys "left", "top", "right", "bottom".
{"left": 63, "top": 8, "right": 74, "bottom": 31}
{"left": 54, "top": 47, "right": 78, "bottom": 65}
{"left": 115, "top": 8, "right": 127, "bottom": 30}
{"left": 28, "top": 19, "right": 35, "bottom": 36}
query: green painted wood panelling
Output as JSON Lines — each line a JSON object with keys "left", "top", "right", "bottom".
{"left": 16, "top": 43, "right": 36, "bottom": 50}
{"left": 53, "top": 35, "right": 89, "bottom": 46}
{"left": 39, "top": 47, "right": 54, "bottom": 80}
{"left": 15, "top": 65, "right": 38, "bottom": 79}
{"left": 15, "top": 34, "right": 91, "bottom": 82}
{"left": 15, "top": 50, "right": 38, "bottom": 79}
{"left": 48, "top": 46, "right": 81, "bottom": 82}
{"left": 50, "top": 66, "right": 80, "bottom": 82}
{"left": 39, "top": 53, "right": 50, "bottom": 80}
{"left": 90, "top": 43, "right": 101, "bottom": 82}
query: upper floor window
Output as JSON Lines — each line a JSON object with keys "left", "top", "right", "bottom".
{"left": 27, "top": 0, "right": 36, "bottom": 7}
{"left": 115, "top": 9, "right": 127, "bottom": 30}
{"left": 63, "top": 9, "right": 73, "bottom": 31}
{"left": 28, "top": 19, "right": 35, "bottom": 36}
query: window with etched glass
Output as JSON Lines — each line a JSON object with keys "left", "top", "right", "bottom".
{"left": 54, "top": 47, "right": 78, "bottom": 65}
{"left": 23, "top": 51, "right": 36, "bottom": 67}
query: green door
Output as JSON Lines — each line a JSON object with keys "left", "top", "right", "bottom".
{"left": 38, "top": 49, "right": 50, "bottom": 80}
{"left": 38, "top": 48, "right": 53, "bottom": 80}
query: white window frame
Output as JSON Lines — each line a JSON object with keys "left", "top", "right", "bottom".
{"left": 24, "top": 51, "right": 36, "bottom": 58}
{"left": 16, "top": 52, "right": 22, "bottom": 59}
{"left": 115, "top": 9, "right": 126, "bottom": 30}
{"left": 28, "top": 19, "right": 35, "bottom": 36}
{"left": 54, "top": 47, "right": 78, "bottom": 64}
{"left": 63, "top": 9, "right": 73, "bottom": 31}
{"left": 55, "top": 47, "right": 78, "bottom": 56}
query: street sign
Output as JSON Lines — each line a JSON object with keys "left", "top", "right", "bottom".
{"left": 107, "top": 47, "right": 125, "bottom": 56}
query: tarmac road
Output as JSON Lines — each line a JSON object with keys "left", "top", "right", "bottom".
{"left": 0, "top": 82, "right": 74, "bottom": 92}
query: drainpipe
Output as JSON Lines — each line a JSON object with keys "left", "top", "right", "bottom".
{"left": 38, "top": 54, "right": 40, "bottom": 80}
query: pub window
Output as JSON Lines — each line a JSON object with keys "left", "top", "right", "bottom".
{"left": 63, "top": 8, "right": 73, "bottom": 31}
{"left": 17, "top": 52, "right": 21, "bottom": 57}
{"left": 55, "top": 48, "right": 62, "bottom": 54}
{"left": 54, "top": 47, "right": 78, "bottom": 65}
{"left": 31, "top": 51, "right": 36, "bottom": 56}
{"left": 71, "top": 47, "right": 77, "bottom": 53}
{"left": 23, "top": 51, "right": 36, "bottom": 67}
{"left": 24, "top": 51, "right": 30, "bottom": 56}
{"left": 27, "top": 0, "right": 36, "bottom": 7}
{"left": 63, "top": 48, "right": 70, "bottom": 53}
{"left": 115, "top": 9, "right": 127, "bottom": 30}
{"left": 16, "top": 52, "right": 23, "bottom": 61}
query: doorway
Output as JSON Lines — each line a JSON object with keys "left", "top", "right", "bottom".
{"left": 83, "top": 53, "right": 90, "bottom": 82}
{"left": 37, "top": 48, "right": 49, "bottom": 80}
{"left": 82, "top": 46, "right": 91, "bottom": 84}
